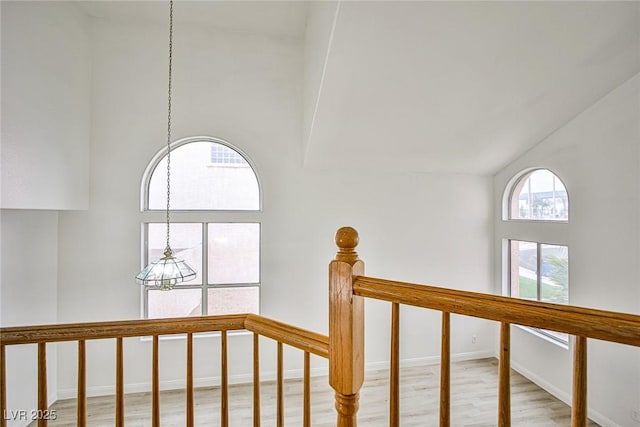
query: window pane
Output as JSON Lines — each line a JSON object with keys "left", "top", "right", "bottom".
{"left": 210, "top": 144, "right": 246, "bottom": 164}
{"left": 510, "top": 169, "right": 568, "bottom": 221}
{"left": 148, "top": 289, "right": 202, "bottom": 318}
{"left": 207, "top": 287, "right": 259, "bottom": 315}
{"left": 148, "top": 141, "right": 259, "bottom": 210}
{"left": 541, "top": 244, "right": 568, "bottom": 304}
{"left": 148, "top": 223, "right": 202, "bottom": 285}
{"left": 208, "top": 223, "right": 260, "bottom": 284}
{"left": 510, "top": 240, "right": 538, "bottom": 300}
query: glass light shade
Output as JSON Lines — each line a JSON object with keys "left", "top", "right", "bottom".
{"left": 136, "top": 248, "right": 197, "bottom": 291}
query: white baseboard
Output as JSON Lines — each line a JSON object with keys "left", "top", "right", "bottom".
{"left": 364, "top": 350, "right": 494, "bottom": 372}
{"left": 510, "top": 360, "right": 618, "bottom": 427}
{"left": 58, "top": 366, "right": 324, "bottom": 400}
{"left": 58, "top": 350, "right": 493, "bottom": 400}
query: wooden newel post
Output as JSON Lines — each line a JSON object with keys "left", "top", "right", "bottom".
{"left": 329, "top": 227, "right": 365, "bottom": 427}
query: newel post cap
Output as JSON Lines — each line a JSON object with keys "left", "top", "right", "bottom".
{"left": 335, "top": 226, "right": 359, "bottom": 263}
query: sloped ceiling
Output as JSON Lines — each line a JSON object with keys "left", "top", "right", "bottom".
{"left": 304, "top": 1, "right": 640, "bottom": 174}
{"left": 76, "top": 1, "right": 639, "bottom": 175}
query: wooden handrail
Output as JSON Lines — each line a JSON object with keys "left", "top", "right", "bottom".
{"left": 0, "top": 314, "right": 329, "bottom": 352}
{"left": 0, "top": 315, "right": 247, "bottom": 345}
{"left": 353, "top": 276, "right": 640, "bottom": 346}
{"left": 244, "top": 314, "right": 329, "bottom": 358}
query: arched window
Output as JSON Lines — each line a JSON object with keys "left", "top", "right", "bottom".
{"left": 508, "top": 168, "right": 568, "bottom": 221}
{"left": 503, "top": 168, "right": 569, "bottom": 345}
{"left": 141, "top": 136, "right": 261, "bottom": 319}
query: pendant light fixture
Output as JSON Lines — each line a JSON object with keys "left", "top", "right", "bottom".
{"left": 136, "top": 0, "right": 196, "bottom": 291}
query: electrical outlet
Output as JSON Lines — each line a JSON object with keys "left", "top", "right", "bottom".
{"left": 631, "top": 408, "right": 640, "bottom": 423}
{"left": 471, "top": 335, "right": 477, "bottom": 344}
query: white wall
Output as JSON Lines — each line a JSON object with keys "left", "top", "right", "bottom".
{"left": 302, "top": 1, "right": 338, "bottom": 158}
{"left": 0, "top": 1, "right": 90, "bottom": 210}
{"left": 1, "top": 210, "right": 59, "bottom": 427}
{"left": 53, "top": 16, "right": 494, "bottom": 399}
{"left": 494, "top": 74, "right": 640, "bottom": 426}
{"left": 1, "top": 2, "right": 88, "bottom": 425}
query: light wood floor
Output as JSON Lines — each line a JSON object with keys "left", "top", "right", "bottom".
{"left": 38, "top": 358, "right": 598, "bottom": 426}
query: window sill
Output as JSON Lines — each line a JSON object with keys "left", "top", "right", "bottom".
{"left": 514, "top": 324, "right": 569, "bottom": 350}
{"left": 502, "top": 218, "right": 568, "bottom": 224}
{"left": 207, "top": 163, "right": 249, "bottom": 169}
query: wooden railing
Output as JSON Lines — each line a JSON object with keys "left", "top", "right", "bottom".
{"left": 328, "top": 227, "right": 640, "bottom": 427}
{"left": 0, "top": 313, "right": 328, "bottom": 427}
{"left": 2, "top": 226, "right": 640, "bottom": 427}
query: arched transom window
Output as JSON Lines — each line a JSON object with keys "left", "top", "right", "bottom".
{"left": 508, "top": 168, "right": 568, "bottom": 221}
{"left": 141, "top": 136, "right": 261, "bottom": 319}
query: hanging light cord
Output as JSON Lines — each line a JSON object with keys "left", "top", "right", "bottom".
{"left": 165, "top": 0, "right": 174, "bottom": 256}
{"left": 135, "top": 0, "right": 196, "bottom": 288}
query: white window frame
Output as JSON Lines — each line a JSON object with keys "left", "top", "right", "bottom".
{"left": 140, "top": 136, "right": 262, "bottom": 320}
{"left": 501, "top": 168, "right": 570, "bottom": 347}
{"left": 503, "top": 168, "right": 569, "bottom": 223}
{"left": 141, "top": 135, "right": 262, "bottom": 212}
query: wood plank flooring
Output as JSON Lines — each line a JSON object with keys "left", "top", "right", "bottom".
{"left": 38, "top": 358, "right": 598, "bottom": 426}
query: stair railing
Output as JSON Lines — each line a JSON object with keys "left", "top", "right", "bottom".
{"left": 2, "top": 227, "right": 639, "bottom": 427}
{"left": 1, "top": 314, "right": 328, "bottom": 427}
{"left": 327, "top": 226, "right": 640, "bottom": 427}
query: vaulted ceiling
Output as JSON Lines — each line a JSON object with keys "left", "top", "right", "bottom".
{"left": 305, "top": 1, "right": 639, "bottom": 174}
{"left": 77, "top": 1, "right": 640, "bottom": 175}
